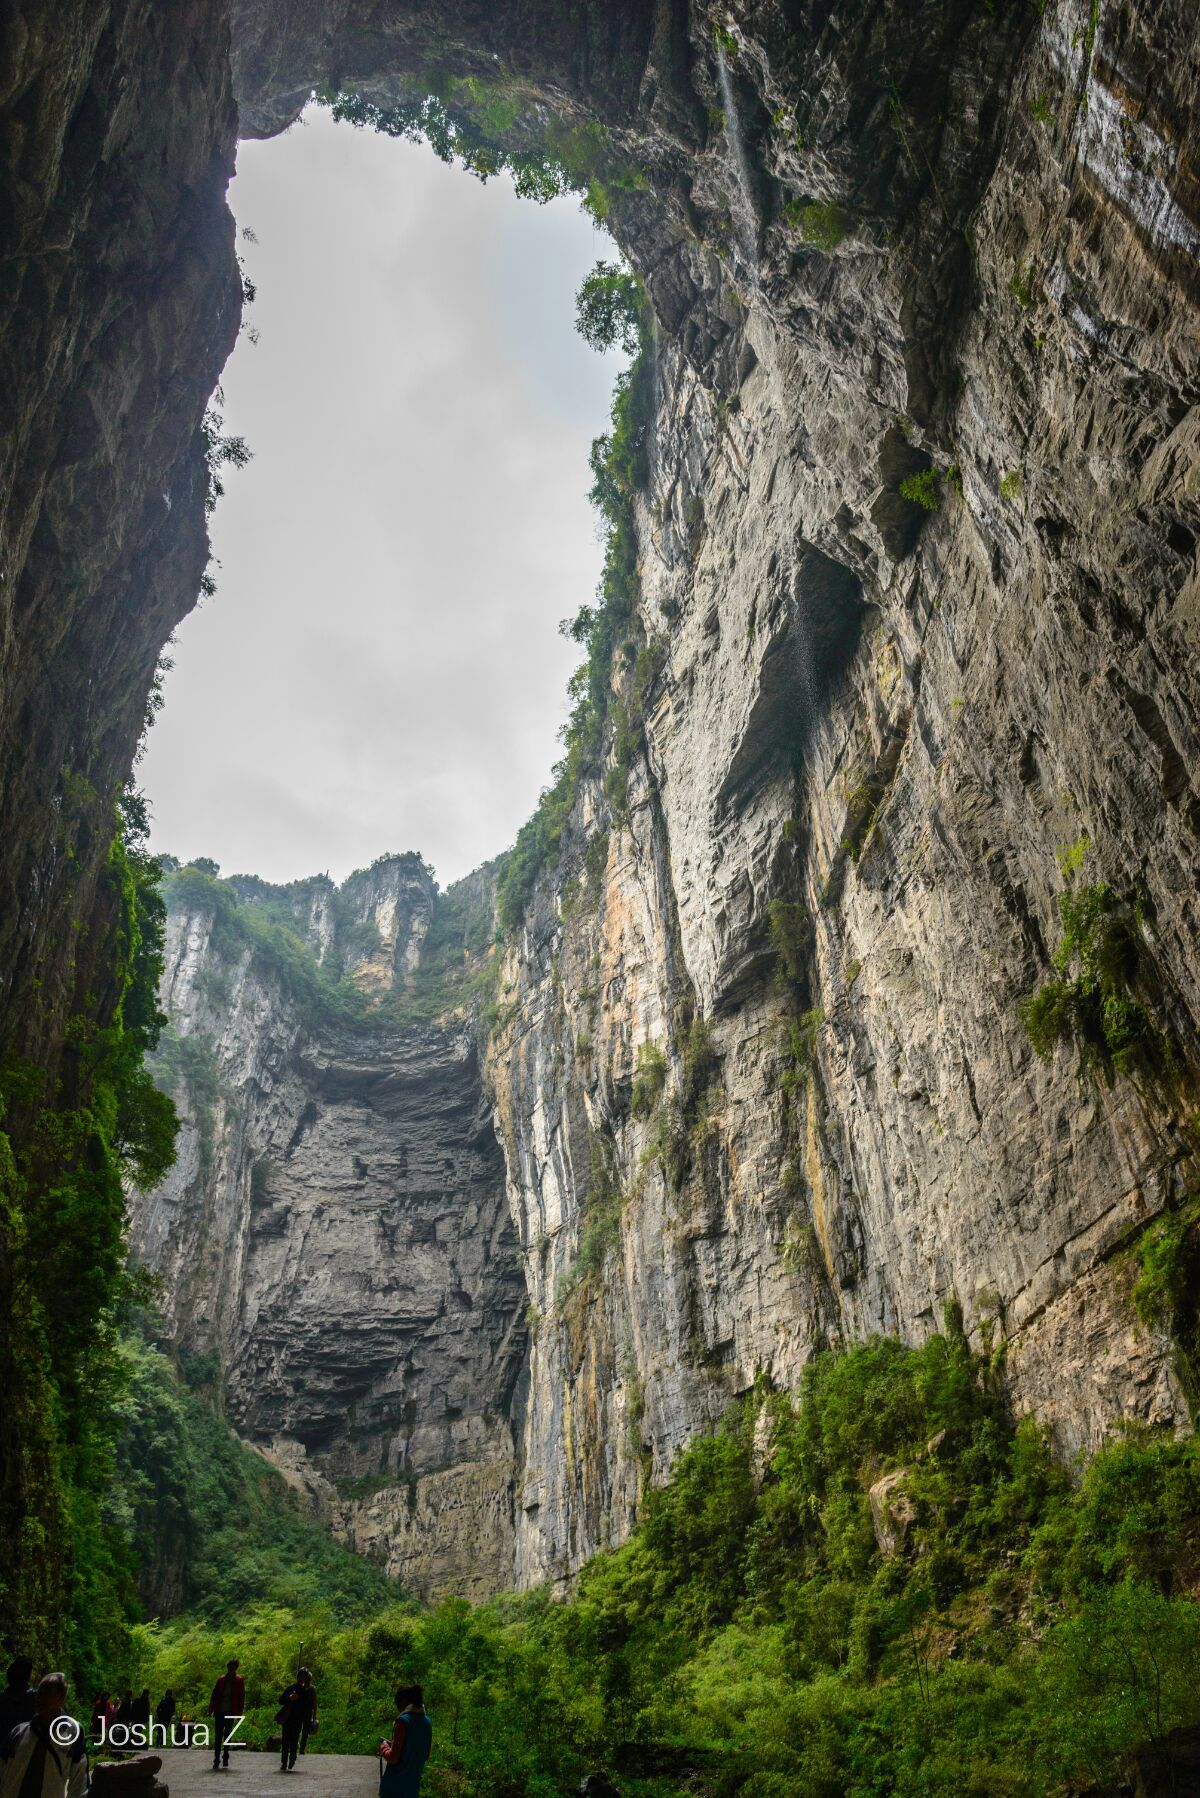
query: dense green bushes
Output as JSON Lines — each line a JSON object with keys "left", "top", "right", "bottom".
{"left": 110, "top": 1329, "right": 399, "bottom": 1625}
{"left": 116, "top": 1326, "right": 1200, "bottom": 1795}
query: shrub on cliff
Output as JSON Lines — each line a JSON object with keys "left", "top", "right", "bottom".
{"left": 576, "top": 260, "right": 646, "bottom": 355}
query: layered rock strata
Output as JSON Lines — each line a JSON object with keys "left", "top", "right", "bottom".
{"left": 133, "top": 859, "right": 526, "bottom": 1600}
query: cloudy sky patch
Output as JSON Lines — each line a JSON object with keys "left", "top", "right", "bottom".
{"left": 141, "top": 105, "right": 624, "bottom": 888}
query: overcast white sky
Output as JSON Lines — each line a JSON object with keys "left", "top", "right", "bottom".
{"left": 140, "top": 106, "right": 625, "bottom": 889}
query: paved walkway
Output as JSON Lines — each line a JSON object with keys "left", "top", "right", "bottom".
{"left": 154, "top": 1750, "right": 379, "bottom": 1795}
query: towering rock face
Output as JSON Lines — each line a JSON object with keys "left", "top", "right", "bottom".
{"left": 474, "top": 0, "right": 1200, "bottom": 1581}
{"left": 4, "top": 0, "right": 1200, "bottom": 1604}
{"left": 133, "top": 858, "right": 526, "bottom": 1600}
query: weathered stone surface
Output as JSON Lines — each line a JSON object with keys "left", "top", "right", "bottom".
{"left": 0, "top": 1, "right": 239, "bottom": 1075}
{"left": 478, "top": 0, "right": 1200, "bottom": 1585}
{"left": 868, "top": 1470, "right": 916, "bottom": 1560}
{"left": 133, "top": 858, "right": 526, "bottom": 1601}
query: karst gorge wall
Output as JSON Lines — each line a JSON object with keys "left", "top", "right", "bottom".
{"left": 4, "top": 0, "right": 1200, "bottom": 1617}
{"left": 136, "top": 858, "right": 527, "bottom": 1600}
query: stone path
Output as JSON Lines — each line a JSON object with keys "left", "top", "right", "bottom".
{"left": 154, "top": 1750, "right": 379, "bottom": 1795}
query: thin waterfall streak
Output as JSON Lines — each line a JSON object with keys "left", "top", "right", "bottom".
{"left": 715, "top": 46, "right": 790, "bottom": 423}
{"left": 716, "top": 45, "right": 758, "bottom": 278}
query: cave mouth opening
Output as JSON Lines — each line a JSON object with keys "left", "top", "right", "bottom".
{"left": 140, "top": 103, "right": 629, "bottom": 894}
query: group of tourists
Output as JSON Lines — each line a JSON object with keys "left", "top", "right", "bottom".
{"left": 1, "top": 1653, "right": 432, "bottom": 1796}
{"left": 89, "top": 1685, "right": 177, "bottom": 1737}
{"left": 206, "top": 1655, "right": 318, "bottom": 1773}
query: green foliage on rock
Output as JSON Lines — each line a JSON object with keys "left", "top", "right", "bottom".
{"left": 199, "top": 391, "right": 250, "bottom": 518}
{"left": 1019, "top": 851, "right": 1172, "bottom": 1087}
{"left": 572, "top": 1133, "right": 627, "bottom": 1293}
{"left": 164, "top": 864, "right": 368, "bottom": 1028}
{"left": 1132, "top": 1196, "right": 1200, "bottom": 1411}
{"left": 899, "top": 467, "right": 942, "bottom": 510}
{"left": 320, "top": 82, "right": 643, "bottom": 225}
{"left": 0, "top": 791, "right": 179, "bottom": 1675}
{"left": 575, "top": 260, "right": 646, "bottom": 354}
{"left": 630, "top": 1042, "right": 668, "bottom": 1120}
{"left": 641, "top": 1015, "right": 720, "bottom": 1194}
{"left": 149, "top": 1030, "right": 220, "bottom": 1177}
{"left": 781, "top": 1007, "right": 825, "bottom": 1094}
{"left": 768, "top": 898, "right": 812, "bottom": 987}
{"left": 794, "top": 199, "right": 847, "bottom": 250}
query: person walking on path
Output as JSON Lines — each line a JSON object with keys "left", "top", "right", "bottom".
{"left": 207, "top": 1658, "right": 245, "bottom": 1772}
{"left": 0, "top": 1672, "right": 87, "bottom": 1797}
{"left": 378, "top": 1685, "right": 432, "bottom": 1797}
{"left": 275, "top": 1668, "right": 316, "bottom": 1773}
{"left": 131, "top": 1689, "right": 151, "bottom": 1730}
{"left": 154, "top": 1689, "right": 176, "bottom": 1733}
{"left": 0, "top": 1661, "right": 34, "bottom": 1739}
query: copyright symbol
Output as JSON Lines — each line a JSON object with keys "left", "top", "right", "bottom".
{"left": 49, "top": 1716, "right": 80, "bottom": 1747}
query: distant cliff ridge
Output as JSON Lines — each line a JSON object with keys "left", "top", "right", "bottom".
{"left": 134, "top": 856, "right": 526, "bottom": 1600}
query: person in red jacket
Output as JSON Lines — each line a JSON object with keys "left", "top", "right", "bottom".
{"left": 207, "top": 1659, "right": 245, "bottom": 1772}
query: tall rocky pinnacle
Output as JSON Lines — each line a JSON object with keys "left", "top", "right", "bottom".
{"left": 3, "top": 0, "right": 1200, "bottom": 1608}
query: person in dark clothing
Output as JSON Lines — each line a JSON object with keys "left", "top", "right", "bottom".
{"left": 115, "top": 1691, "right": 133, "bottom": 1727}
{"left": 154, "top": 1690, "right": 176, "bottom": 1732}
{"left": 0, "top": 1660, "right": 34, "bottom": 1739}
{"left": 276, "top": 1668, "right": 315, "bottom": 1773}
{"left": 378, "top": 1684, "right": 432, "bottom": 1797}
{"left": 297, "top": 1669, "right": 317, "bottom": 1757}
{"left": 130, "top": 1690, "right": 150, "bottom": 1730}
{"left": 207, "top": 1659, "right": 245, "bottom": 1771}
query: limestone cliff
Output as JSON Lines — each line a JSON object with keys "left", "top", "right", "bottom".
{"left": 133, "top": 857, "right": 526, "bottom": 1600}
{"left": 4, "top": 0, "right": 1200, "bottom": 1609}
{"left": 481, "top": 0, "right": 1200, "bottom": 1583}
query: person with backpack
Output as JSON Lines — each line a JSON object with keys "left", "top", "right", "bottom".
{"left": 378, "top": 1685, "right": 432, "bottom": 1796}
{"left": 0, "top": 1672, "right": 87, "bottom": 1797}
{"left": 207, "top": 1658, "right": 245, "bottom": 1772}
{"left": 275, "top": 1667, "right": 316, "bottom": 1773}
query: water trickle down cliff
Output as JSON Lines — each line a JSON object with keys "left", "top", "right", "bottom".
{"left": 132, "top": 856, "right": 527, "bottom": 1601}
